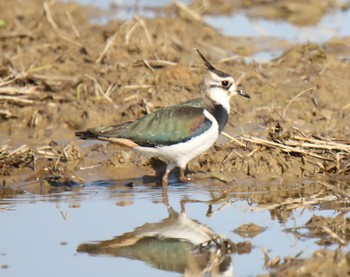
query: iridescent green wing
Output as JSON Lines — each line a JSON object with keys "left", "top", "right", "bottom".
{"left": 97, "top": 104, "right": 212, "bottom": 147}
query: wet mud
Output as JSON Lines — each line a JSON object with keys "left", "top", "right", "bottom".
{"left": 1, "top": 0, "right": 350, "bottom": 276}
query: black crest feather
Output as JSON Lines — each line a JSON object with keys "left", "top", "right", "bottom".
{"left": 195, "top": 48, "right": 230, "bottom": 78}
{"left": 195, "top": 48, "right": 216, "bottom": 71}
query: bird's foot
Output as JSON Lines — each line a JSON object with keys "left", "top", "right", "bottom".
{"left": 179, "top": 169, "right": 194, "bottom": 183}
{"left": 161, "top": 169, "right": 194, "bottom": 187}
{"left": 179, "top": 175, "right": 193, "bottom": 183}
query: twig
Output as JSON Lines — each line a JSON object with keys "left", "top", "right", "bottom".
{"left": 246, "top": 147, "right": 259, "bottom": 157}
{"left": 0, "top": 77, "right": 17, "bottom": 87}
{"left": 294, "top": 135, "right": 350, "bottom": 148}
{"left": 43, "top": 2, "right": 82, "bottom": 48}
{"left": 124, "top": 21, "right": 139, "bottom": 45}
{"left": 173, "top": 0, "right": 202, "bottom": 21}
{"left": 104, "top": 83, "right": 118, "bottom": 99}
{"left": 142, "top": 59, "right": 155, "bottom": 73}
{"left": 322, "top": 226, "right": 347, "bottom": 245}
{"left": 317, "top": 181, "right": 350, "bottom": 199}
{"left": 134, "top": 59, "right": 177, "bottom": 68}
{"left": 9, "top": 144, "right": 30, "bottom": 156}
{"left": 250, "top": 194, "right": 337, "bottom": 211}
{"left": 0, "top": 95, "right": 34, "bottom": 104}
{"left": 0, "top": 31, "right": 34, "bottom": 40}
{"left": 134, "top": 15, "right": 153, "bottom": 48}
{"left": 335, "top": 162, "right": 350, "bottom": 175}
{"left": 43, "top": 2, "right": 59, "bottom": 31}
{"left": 240, "top": 136, "right": 332, "bottom": 161}
{"left": 221, "top": 132, "right": 246, "bottom": 147}
{"left": 283, "top": 87, "right": 315, "bottom": 117}
{"left": 30, "top": 73, "right": 78, "bottom": 82}
{"left": 121, "top": 84, "right": 152, "bottom": 90}
{"left": 0, "top": 86, "right": 38, "bottom": 95}
{"left": 85, "top": 74, "right": 114, "bottom": 103}
{"left": 123, "top": 94, "right": 138, "bottom": 102}
{"left": 219, "top": 56, "right": 243, "bottom": 64}
{"left": 285, "top": 140, "right": 350, "bottom": 153}
{"left": 96, "top": 30, "right": 119, "bottom": 64}
{"left": 65, "top": 11, "right": 81, "bottom": 38}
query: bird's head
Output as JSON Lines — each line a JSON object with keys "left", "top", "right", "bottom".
{"left": 196, "top": 49, "right": 250, "bottom": 112}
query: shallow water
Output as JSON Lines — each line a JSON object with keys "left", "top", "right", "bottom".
{"left": 73, "top": 0, "right": 350, "bottom": 62}
{"left": 0, "top": 179, "right": 343, "bottom": 276}
{"left": 206, "top": 9, "right": 350, "bottom": 44}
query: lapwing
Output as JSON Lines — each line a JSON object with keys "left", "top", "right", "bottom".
{"left": 78, "top": 206, "right": 233, "bottom": 275}
{"left": 75, "top": 49, "right": 250, "bottom": 186}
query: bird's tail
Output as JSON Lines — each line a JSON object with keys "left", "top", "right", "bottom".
{"left": 75, "top": 130, "right": 99, "bottom": 140}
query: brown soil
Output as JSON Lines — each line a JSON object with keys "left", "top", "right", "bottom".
{"left": 1, "top": 0, "right": 350, "bottom": 275}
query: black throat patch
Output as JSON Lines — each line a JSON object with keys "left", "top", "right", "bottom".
{"left": 213, "top": 104, "right": 228, "bottom": 133}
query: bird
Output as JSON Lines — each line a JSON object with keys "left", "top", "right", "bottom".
{"left": 75, "top": 49, "right": 250, "bottom": 187}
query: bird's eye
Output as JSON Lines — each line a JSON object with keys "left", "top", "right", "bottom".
{"left": 221, "top": 80, "right": 229, "bottom": 87}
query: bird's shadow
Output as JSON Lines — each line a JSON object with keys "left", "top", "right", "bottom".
{"left": 142, "top": 158, "right": 194, "bottom": 187}
{"left": 44, "top": 158, "right": 197, "bottom": 190}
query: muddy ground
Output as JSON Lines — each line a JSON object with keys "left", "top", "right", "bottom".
{"left": 1, "top": 0, "right": 350, "bottom": 275}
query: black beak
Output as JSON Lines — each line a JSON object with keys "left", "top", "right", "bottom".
{"left": 237, "top": 89, "right": 250, "bottom": 99}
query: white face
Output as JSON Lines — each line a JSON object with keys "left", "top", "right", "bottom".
{"left": 204, "top": 71, "right": 237, "bottom": 112}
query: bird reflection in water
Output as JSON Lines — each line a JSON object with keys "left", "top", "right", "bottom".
{"left": 77, "top": 188, "right": 250, "bottom": 276}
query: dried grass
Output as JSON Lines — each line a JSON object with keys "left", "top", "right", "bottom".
{"left": 0, "top": 143, "right": 80, "bottom": 176}
{"left": 229, "top": 133, "right": 350, "bottom": 175}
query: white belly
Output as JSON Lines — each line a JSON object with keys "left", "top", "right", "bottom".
{"left": 135, "top": 110, "right": 219, "bottom": 169}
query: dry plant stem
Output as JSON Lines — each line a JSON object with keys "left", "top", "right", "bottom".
{"left": 0, "top": 86, "right": 37, "bottom": 95}
{"left": 43, "top": 2, "right": 82, "bottom": 48}
{"left": 335, "top": 162, "right": 350, "bottom": 175}
{"left": 285, "top": 140, "right": 350, "bottom": 153}
{"left": 96, "top": 25, "right": 123, "bottom": 64}
{"left": 142, "top": 60, "right": 155, "bottom": 73}
{"left": 10, "top": 145, "right": 29, "bottom": 156}
{"left": 134, "top": 15, "right": 154, "bottom": 48}
{"left": 322, "top": 226, "right": 347, "bottom": 245}
{"left": 85, "top": 74, "right": 114, "bottom": 103}
{"left": 250, "top": 194, "right": 337, "bottom": 212}
{"left": 219, "top": 56, "right": 243, "bottom": 64}
{"left": 0, "top": 32, "right": 34, "bottom": 40}
{"left": 122, "top": 85, "right": 152, "bottom": 91}
{"left": 124, "top": 21, "right": 139, "bottom": 45}
{"left": 240, "top": 136, "right": 333, "bottom": 161}
{"left": 294, "top": 135, "right": 350, "bottom": 150}
{"left": 43, "top": 2, "right": 58, "bottom": 31}
{"left": 0, "top": 95, "right": 34, "bottom": 104}
{"left": 65, "top": 11, "right": 81, "bottom": 38}
{"left": 173, "top": 0, "right": 202, "bottom": 21}
{"left": 283, "top": 87, "right": 315, "bottom": 117}
{"left": 30, "top": 74, "right": 78, "bottom": 82}
{"left": 317, "top": 181, "right": 350, "bottom": 198}
{"left": 0, "top": 77, "right": 17, "bottom": 87}
{"left": 222, "top": 131, "right": 246, "bottom": 147}
{"left": 133, "top": 59, "right": 177, "bottom": 69}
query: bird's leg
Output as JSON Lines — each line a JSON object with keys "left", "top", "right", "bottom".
{"left": 162, "top": 170, "right": 169, "bottom": 187}
{"left": 179, "top": 168, "right": 193, "bottom": 183}
{"left": 162, "top": 163, "right": 176, "bottom": 187}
